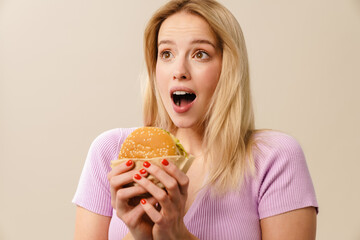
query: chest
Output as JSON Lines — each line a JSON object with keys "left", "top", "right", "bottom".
{"left": 184, "top": 160, "right": 207, "bottom": 213}
{"left": 184, "top": 191, "right": 261, "bottom": 240}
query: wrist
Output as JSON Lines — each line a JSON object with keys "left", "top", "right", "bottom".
{"left": 129, "top": 231, "right": 152, "bottom": 240}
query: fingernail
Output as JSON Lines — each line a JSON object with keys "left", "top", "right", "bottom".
{"left": 143, "top": 161, "right": 151, "bottom": 168}
{"left": 134, "top": 174, "right": 141, "bottom": 180}
{"left": 161, "top": 159, "right": 169, "bottom": 166}
{"left": 140, "top": 199, "right": 146, "bottom": 205}
{"left": 139, "top": 168, "right": 147, "bottom": 174}
{"left": 126, "top": 160, "right": 133, "bottom": 166}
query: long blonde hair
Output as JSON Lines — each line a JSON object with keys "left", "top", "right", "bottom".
{"left": 143, "top": 0, "right": 261, "bottom": 194}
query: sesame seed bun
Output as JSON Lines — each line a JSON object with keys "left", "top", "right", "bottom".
{"left": 118, "top": 127, "right": 178, "bottom": 159}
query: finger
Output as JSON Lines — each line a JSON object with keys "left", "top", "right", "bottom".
{"left": 140, "top": 198, "right": 163, "bottom": 225}
{"left": 116, "top": 185, "right": 149, "bottom": 202}
{"left": 109, "top": 169, "right": 139, "bottom": 189}
{"left": 142, "top": 161, "right": 181, "bottom": 198}
{"left": 113, "top": 168, "right": 149, "bottom": 207}
{"left": 107, "top": 159, "right": 134, "bottom": 180}
{"left": 120, "top": 197, "right": 158, "bottom": 228}
{"left": 160, "top": 158, "right": 189, "bottom": 195}
{"left": 139, "top": 168, "right": 149, "bottom": 177}
{"left": 133, "top": 173, "right": 172, "bottom": 209}
{"left": 115, "top": 185, "right": 149, "bottom": 213}
{"left": 110, "top": 169, "right": 143, "bottom": 208}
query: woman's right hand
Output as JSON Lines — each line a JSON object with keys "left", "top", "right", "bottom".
{"left": 107, "top": 160, "right": 155, "bottom": 240}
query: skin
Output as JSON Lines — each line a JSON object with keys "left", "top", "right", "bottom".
{"left": 74, "top": 206, "right": 110, "bottom": 240}
{"left": 74, "top": 11, "right": 317, "bottom": 240}
{"left": 260, "top": 207, "right": 317, "bottom": 240}
{"left": 155, "top": 11, "right": 222, "bottom": 132}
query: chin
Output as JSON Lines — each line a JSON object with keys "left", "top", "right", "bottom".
{"left": 165, "top": 104, "right": 203, "bottom": 130}
{"left": 170, "top": 116, "right": 200, "bottom": 130}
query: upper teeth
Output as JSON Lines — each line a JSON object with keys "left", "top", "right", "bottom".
{"left": 173, "top": 91, "right": 190, "bottom": 95}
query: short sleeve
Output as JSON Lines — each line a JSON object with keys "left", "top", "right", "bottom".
{"left": 72, "top": 128, "right": 136, "bottom": 216}
{"left": 254, "top": 132, "right": 318, "bottom": 219}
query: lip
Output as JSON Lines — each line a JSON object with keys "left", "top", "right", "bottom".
{"left": 169, "top": 86, "right": 196, "bottom": 97}
{"left": 169, "top": 86, "right": 197, "bottom": 113}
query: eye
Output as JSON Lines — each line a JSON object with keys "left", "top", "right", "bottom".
{"left": 194, "top": 50, "right": 210, "bottom": 60}
{"left": 160, "top": 50, "right": 173, "bottom": 60}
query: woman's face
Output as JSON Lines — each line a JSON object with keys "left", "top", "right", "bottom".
{"left": 155, "top": 11, "right": 222, "bottom": 129}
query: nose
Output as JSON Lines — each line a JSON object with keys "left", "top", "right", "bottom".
{"left": 173, "top": 57, "right": 190, "bottom": 80}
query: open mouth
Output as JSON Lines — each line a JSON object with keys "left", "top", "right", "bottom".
{"left": 172, "top": 91, "right": 197, "bottom": 107}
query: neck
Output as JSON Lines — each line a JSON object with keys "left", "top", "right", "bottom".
{"left": 174, "top": 127, "right": 204, "bottom": 158}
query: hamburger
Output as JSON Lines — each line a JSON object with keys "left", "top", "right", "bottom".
{"left": 111, "top": 127, "right": 194, "bottom": 188}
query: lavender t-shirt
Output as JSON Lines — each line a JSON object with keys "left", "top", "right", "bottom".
{"left": 72, "top": 128, "right": 318, "bottom": 239}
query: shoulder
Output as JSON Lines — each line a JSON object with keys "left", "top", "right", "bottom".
{"left": 252, "top": 129, "right": 303, "bottom": 152}
{"left": 92, "top": 127, "right": 137, "bottom": 144}
{"left": 249, "top": 130, "right": 311, "bottom": 191}
{"left": 91, "top": 127, "right": 138, "bottom": 148}
{"left": 72, "top": 128, "right": 138, "bottom": 216}
{"left": 250, "top": 130, "right": 305, "bottom": 168}
{"left": 88, "top": 127, "right": 138, "bottom": 158}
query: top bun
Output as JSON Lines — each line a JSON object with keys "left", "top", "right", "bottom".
{"left": 118, "top": 127, "right": 178, "bottom": 159}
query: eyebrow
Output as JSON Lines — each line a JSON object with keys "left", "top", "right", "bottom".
{"left": 158, "top": 39, "right": 216, "bottom": 49}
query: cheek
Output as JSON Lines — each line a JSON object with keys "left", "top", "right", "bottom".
{"left": 155, "top": 63, "right": 169, "bottom": 98}
{"left": 156, "top": 62, "right": 169, "bottom": 83}
{"left": 199, "top": 64, "right": 221, "bottom": 94}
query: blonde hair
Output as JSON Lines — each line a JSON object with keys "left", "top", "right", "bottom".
{"left": 143, "top": 0, "right": 263, "bottom": 194}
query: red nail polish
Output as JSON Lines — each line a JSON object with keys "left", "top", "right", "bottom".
{"left": 161, "top": 159, "right": 169, "bottom": 166}
{"left": 140, "top": 199, "right": 146, "bottom": 205}
{"left": 126, "top": 160, "right": 133, "bottom": 166}
{"left": 134, "top": 174, "right": 141, "bottom": 180}
{"left": 139, "top": 168, "right": 147, "bottom": 174}
{"left": 143, "top": 161, "right": 151, "bottom": 168}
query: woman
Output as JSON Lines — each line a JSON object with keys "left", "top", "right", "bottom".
{"left": 73, "top": 0, "right": 318, "bottom": 239}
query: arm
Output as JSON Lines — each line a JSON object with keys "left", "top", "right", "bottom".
{"left": 256, "top": 133, "right": 318, "bottom": 239}
{"left": 74, "top": 206, "right": 111, "bottom": 240}
{"left": 260, "top": 207, "right": 317, "bottom": 240}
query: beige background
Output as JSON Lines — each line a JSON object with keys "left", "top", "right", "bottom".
{"left": 1, "top": 0, "right": 359, "bottom": 239}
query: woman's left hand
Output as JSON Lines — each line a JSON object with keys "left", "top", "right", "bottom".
{"left": 132, "top": 159, "right": 197, "bottom": 240}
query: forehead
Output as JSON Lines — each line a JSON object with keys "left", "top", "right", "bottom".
{"left": 158, "top": 11, "right": 217, "bottom": 44}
